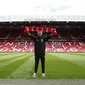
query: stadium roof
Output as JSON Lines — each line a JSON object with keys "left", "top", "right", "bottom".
{"left": 0, "top": 0, "right": 85, "bottom": 22}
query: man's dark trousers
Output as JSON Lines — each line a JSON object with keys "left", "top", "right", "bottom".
{"left": 35, "top": 56, "right": 45, "bottom": 73}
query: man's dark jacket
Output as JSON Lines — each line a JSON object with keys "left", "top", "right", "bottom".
{"left": 30, "top": 35, "right": 52, "bottom": 57}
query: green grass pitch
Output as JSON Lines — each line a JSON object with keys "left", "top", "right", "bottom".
{"left": 0, "top": 52, "right": 85, "bottom": 79}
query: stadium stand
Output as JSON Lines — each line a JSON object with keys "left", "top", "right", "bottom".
{"left": 0, "top": 21, "right": 85, "bottom": 52}
{"left": 0, "top": 40, "right": 85, "bottom": 52}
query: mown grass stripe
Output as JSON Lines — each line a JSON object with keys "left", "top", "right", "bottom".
{"left": 0, "top": 53, "right": 27, "bottom": 62}
{"left": 0, "top": 54, "right": 32, "bottom": 68}
{"left": 0, "top": 53, "right": 26, "bottom": 60}
{"left": 1, "top": 53, "right": 85, "bottom": 79}
{"left": 0, "top": 54, "right": 33, "bottom": 78}
{"left": 69, "top": 53, "right": 85, "bottom": 56}
{"left": 43, "top": 53, "right": 85, "bottom": 79}
{"left": 8, "top": 56, "right": 34, "bottom": 79}
{"left": 50, "top": 53, "right": 85, "bottom": 68}
{"left": 0, "top": 53, "right": 13, "bottom": 56}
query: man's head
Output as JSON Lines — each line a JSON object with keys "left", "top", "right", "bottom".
{"left": 37, "top": 31, "right": 43, "bottom": 37}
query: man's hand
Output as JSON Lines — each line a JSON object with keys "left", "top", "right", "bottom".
{"left": 24, "top": 29, "right": 27, "bottom": 34}
{"left": 24, "top": 27, "right": 32, "bottom": 36}
{"left": 27, "top": 32, "right": 31, "bottom": 36}
{"left": 24, "top": 27, "right": 29, "bottom": 35}
{"left": 52, "top": 28, "right": 57, "bottom": 35}
{"left": 50, "top": 33, "right": 53, "bottom": 36}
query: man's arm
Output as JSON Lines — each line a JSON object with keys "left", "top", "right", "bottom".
{"left": 44, "top": 28, "right": 58, "bottom": 42}
{"left": 24, "top": 28, "right": 36, "bottom": 41}
{"left": 44, "top": 34, "right": 53, "bottom": 42}
{"left": 27, "top": 32, "right": 36, "bottom": 41}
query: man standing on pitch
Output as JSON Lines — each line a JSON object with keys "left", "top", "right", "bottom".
{"left": 24, "top": 27, "right": 57, "bottom": 77}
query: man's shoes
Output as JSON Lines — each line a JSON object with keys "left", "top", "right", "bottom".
{"left": 33, "top": 73, "right": 37, "bottom": 77}
{"left": 33, "top": 73, "right": 45, "bottom": 77}
{"left": 42, "top": 73, "right": 45, "bottom": 78}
